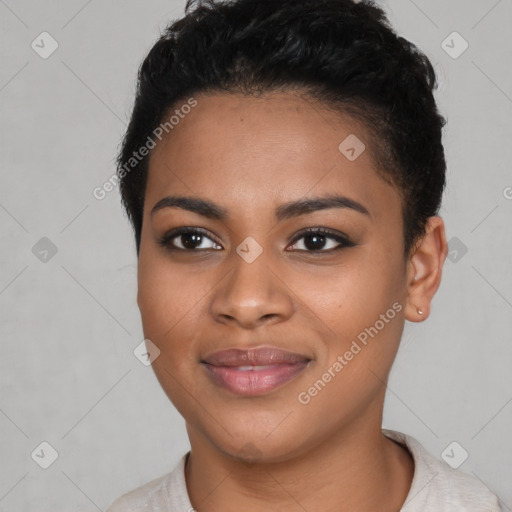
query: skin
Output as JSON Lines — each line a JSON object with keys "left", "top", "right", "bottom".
{"left": 136, "top": 91, "right": 448, "bottom": 512}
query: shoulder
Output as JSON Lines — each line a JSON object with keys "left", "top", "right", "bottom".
{"left": 105, "top": 472, "right": 174, "bottom": 512}
{"left": 105, "top": 453, "right": 191, "bottom": 512}
{"left": 382, "top": 429, "right": 502, "bottom": 511}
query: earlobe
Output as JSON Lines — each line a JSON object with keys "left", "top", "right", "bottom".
{"left": 404, "top": 216, "right": 448, "bottom": 322}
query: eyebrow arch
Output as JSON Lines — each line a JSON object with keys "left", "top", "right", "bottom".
{"left": 275, "top": 194, "right": 371, "bottom": 221}
{"left": 151, "top": 196, "right": 228, "bottom": 220}
{"left": 150, "top": 193, "right": 371, "bottom": 221}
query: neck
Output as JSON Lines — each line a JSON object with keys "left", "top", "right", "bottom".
{"left": 184, "top": 404, "right": 414, "bottom": 512}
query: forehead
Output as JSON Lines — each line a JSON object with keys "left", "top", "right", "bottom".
{"left": 145, "top": 91, "right": 399, "bottom": 224}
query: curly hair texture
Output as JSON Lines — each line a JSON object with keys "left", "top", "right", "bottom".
{"left": 117, "top": 0, "right": 447, "bottom": 260}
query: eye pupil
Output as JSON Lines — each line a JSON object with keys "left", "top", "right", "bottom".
{"left": 182, "top": 233, "right": 203, "bottom": 249}
{"left": 304, "top": 234, "right": 326, "bottom": 251}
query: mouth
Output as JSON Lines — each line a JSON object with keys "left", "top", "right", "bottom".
{"left": 201, "top": 346, "right": 312, "bottom": 396}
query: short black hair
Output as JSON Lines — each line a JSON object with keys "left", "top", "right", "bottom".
{"left": 117, "top": 0, "right": 447, "bottom": 260}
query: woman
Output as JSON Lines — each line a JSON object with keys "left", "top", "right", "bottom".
{"left": 107, "top": 0, "right": 502, "bottom": 509}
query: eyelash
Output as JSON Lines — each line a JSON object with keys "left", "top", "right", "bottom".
{"left": 158, "top": 227, "right": 355, "bottom": 254}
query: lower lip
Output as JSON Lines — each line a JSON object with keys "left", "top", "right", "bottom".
{"left": 202, "top": 362, "right": 310, "bottom": 396}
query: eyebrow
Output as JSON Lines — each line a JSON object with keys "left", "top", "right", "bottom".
{"left": 150, "top": 194, "right": 371, "bottom": 221}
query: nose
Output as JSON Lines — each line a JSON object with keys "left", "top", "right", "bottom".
{"left": 210, "top": 250, "right": 294, "bottom": 329}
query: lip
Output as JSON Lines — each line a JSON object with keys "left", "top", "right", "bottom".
{"left": 201, "top": 346, "right": 312, "bottom": 396}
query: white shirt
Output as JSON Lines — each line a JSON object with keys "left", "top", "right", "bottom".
{"left": 106, "top": 428, "right": 502, "bottom": 511}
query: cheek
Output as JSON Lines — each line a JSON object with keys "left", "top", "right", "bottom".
{"left": 138, "top": 273, "right": 199, "bottom": 404}
{"left": 316, "top": 248, "right": 405, "bottom": 363}
{"left": 137, "top": 258, "right": 210, "bottom": 372}
{"left": 309, "top": 258, "right": 387, "bottom": 322}
{"left": 138, "top": 255, "right": 190, "bottom": 327}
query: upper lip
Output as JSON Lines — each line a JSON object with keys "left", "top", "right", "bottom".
{"left": 201, "top": 346, "right": 311, "bottom": 367}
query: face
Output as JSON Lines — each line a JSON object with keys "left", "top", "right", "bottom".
{"left": 137, "top": 91, "right": 418, "bottom": 462}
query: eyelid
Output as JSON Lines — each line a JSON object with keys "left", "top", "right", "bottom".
{"left": 287, "top": 227, "right": 354, "bottom": 251}
{"left": 289, "top": 227, "right": 351, "bottom": 243}
{"left": 159, "top": 226, "right": 222, "bottom": 250}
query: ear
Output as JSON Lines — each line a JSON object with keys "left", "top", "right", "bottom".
{"left": 404, "top": 216, "right": 448, "bottom": 322}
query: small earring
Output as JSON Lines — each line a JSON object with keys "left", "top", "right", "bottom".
{"left": 417, "top": 308, "right": 423, "bottom": 315}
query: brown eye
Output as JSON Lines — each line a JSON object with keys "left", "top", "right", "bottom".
{"left": 288, "top": 228, "right": 355, "bottom": 253}
{"left": 159, "top": 227, "right": 222, "bottom": 251}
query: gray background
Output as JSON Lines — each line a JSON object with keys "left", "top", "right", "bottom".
{"left": 1, "top": 0, "right": 511, "bottom": 510}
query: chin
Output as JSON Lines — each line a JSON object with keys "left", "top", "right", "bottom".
{"left": 194, "top": 410, "right": 314, "bottom": 465}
